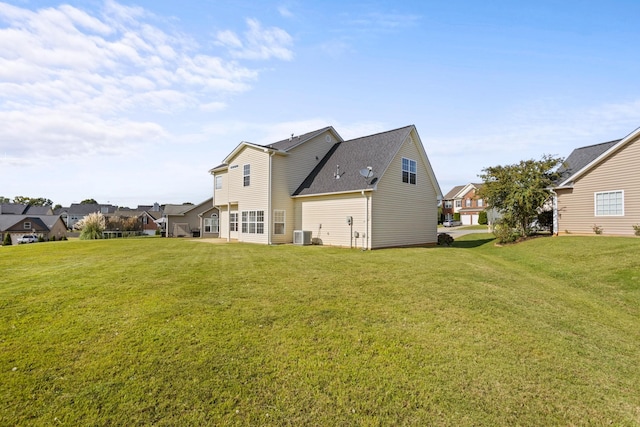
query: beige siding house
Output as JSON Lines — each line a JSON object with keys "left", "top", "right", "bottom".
{"left": 210, "top": 125, "right": 442, "bottom": 249}
{"left": 553, "top": 127, "right": 640, "bottom": 236}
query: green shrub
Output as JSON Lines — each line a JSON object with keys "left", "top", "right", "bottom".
{"left": 478, "top": 211, "right": 488, "bottom": 225}
{"left": 633, "top": 225, "right": 640, "bottom": 236}
{"left": 453, "top": 212, "right": 461, "bottom": 221}
{"left": 437, "top": 233, "right": 454, "bottom": 246}
{"left": 3, "top": 233, "right": 12, "bottom": 246}
{"left": 493, "top": 222, "right": 518, "bottom": 244}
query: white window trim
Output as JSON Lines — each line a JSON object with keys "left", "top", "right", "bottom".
{"left": 594, "top": 190, "right": 624, "bottom": 216}
{"left": 401, "top": 157, "right": 417, "bottom": 185}
{"left": 24, "top": 222, "right": 31, "bottom": 230}
{"left": 215, "top": 175, "right": 223, "bottom": 190}
{"left": 204, "top": 213, "right": 219, "bottom": 233}
{"left": 241, "top": 210, "right": 264, "bottom": 234}
{"left": 273, "top": 210, "right": 285, "bottom": 235}
{"left": 243, "top": 164, "right": 250, "bottom": 187}
{"left": 230, "top": 212, "right": 238, "bottom": 232}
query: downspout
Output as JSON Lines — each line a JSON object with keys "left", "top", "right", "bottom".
{"left": 361, "top": 189, "right": 369, "bottom": 250}
{"left": 268, "top": 151, "right": 275, "bottom": 245}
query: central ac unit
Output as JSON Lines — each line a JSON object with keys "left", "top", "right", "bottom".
{"left": 293, "top": 230, "right": 312, "bottom": 245}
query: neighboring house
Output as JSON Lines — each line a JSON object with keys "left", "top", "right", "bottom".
{"left": 442, "top": 183, "right": 486, "bottom": 225}
{"left": 0, "top": 214, "right": 67, "bottom": 244}
{"left": 210, "top": 125, "right": 442, "bottom": 249}
{"left": 107, "top": 203, "right": 164, "bottom": 236}
{"left": 162, "top": 198, "right": 218, "bottom": 238}
{"left": 0, "top": 203, "right": 66, "bottom": 243}
{"left": 56, "top": 203, "right": 117, "bottom": 229}
{"left": 551, "top": 126, "right": 640, "bottom": 236}
{"left": 139, "top": 208, "right": 163, "bottom": 235}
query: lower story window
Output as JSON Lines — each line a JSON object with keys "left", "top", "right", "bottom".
{"left": 595, "top": 190, "right": 623, "bottom": 216}
{"left": 230, "top": 212, "right": 238, "bottom": 232}
{"left": 273, "top": 210, "right": 285, "bottom": 235}
{"left": 241, "top": 210, "right": 264, "bottom": 234}
{"left": 204, "top": 213, "right": 219, "bottom": 233}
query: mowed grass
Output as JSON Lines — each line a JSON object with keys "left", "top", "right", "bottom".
{"left": 1, "top": 235, "right": 639, "bottom": 426}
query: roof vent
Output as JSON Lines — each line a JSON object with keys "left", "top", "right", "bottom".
{"left": 334, "top": 165, "right": 344, "bottom": 179}
{"left": 289, "top": 133, "right": 294, "bottom": 141}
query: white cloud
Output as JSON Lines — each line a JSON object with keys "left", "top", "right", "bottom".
{"left": 0, "top": 2, "right": 291, "bottom": 163}
{"left": 216, "top": 18, "right": 293, "bottom": 61}
{"left": 278, "top": 6, "right": 294, "bottom": 18}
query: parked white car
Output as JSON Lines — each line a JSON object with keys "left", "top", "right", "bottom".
{"left": 442, "top": 220, "right": 462, "bottom": 227}
{"left": 17, "top": 234, "right": 39, "bottom": 244}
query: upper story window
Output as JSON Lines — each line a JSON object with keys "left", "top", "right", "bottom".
{"left": 243, "top": 164, "right": 250, "bottom": 187}
{"left": 478, "top": 199, "right": 484, "bottom": 207}
{"left": 465, "top": 199, "right": 472, "bottom": 207}
{"left": 595, "top": 190, "right": 623, "bottom": 216}
{"left": 455, "top": 200, "right": 462, "bottom": 208}
{"left": 402, "top": 158, "right": 416, "bottom": 184}
{"left": 444, "top": 200, "right": 452, "bottom": 209}
{"left": 215, "top": 175, "right": 223, "bottom": 190}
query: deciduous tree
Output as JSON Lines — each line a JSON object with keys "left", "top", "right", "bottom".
{"left": 12, "top": 196, "right": 53, "bottom": 206}
{"left": 478, "top": 154, "right": 563, "bottom": 239}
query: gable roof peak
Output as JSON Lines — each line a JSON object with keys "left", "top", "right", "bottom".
{"left": 265, "top": 126, "right": 342, "bottom": 151}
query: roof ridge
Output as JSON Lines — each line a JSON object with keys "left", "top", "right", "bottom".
{"left": 573, "top": 139, "right": 621, "bottom": 151}
{"left": 343, "top": 124, "right": 413, "bottom": 142}
{"left": 265, "top": 126, "right": 334, "bottom": 149}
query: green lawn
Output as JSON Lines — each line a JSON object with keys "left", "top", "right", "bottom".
{"left": 1, "top": 235, "right": 639, "bottom": 425}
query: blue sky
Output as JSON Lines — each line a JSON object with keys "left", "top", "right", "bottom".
{"left": 1, "top": 0, "right": 639, "bottom": 207}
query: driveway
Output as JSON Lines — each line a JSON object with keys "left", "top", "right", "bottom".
{"left": 439, "top": 226, "right": 492, "bottom": 238}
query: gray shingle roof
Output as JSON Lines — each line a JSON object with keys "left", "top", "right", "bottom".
{"left": 66, "top": 203, "right": 117, "bottom": 215}
{"left": 163, "top": 204, "right": 195, "bottom": 216}
{"left": 0, "top": 204, "right": 28, "bottom": 214}
{"left": 557, "top": 139, "right": 619, "bottom": 184}
{"left": 293, "top": 125, "right": 414, "bottom": 197}
{"left": 265, "top": 127, "right": 336, "bottom": 151}
{"left": 0, "top": 215, "right": 62, "bottom": 232}
{"left": 443, "top": 185, "right": 465, "bottom": 200}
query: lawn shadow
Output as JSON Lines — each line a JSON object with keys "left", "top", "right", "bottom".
{"left": 451, "top": 234, "right": 496, "bottom": 248}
